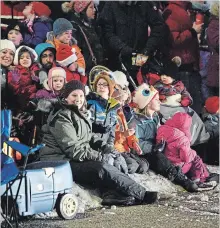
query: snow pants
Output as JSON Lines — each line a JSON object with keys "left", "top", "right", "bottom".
{"left": 181, "top": 155, "right": 209, "bottom": 183}
{"left": 69, "top": 161, "right": 146, "bottom": 201}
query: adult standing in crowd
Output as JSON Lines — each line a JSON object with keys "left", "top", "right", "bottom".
{"left": 0, "top": 40, "right": 16, "bottom": 109}
{"left": 206, "top": 2, "right": 219, "bottom": 97}
{"left": 1, "top": 1, "right": 27, "bottom": 36}
{"left": 62, "top": 0, "right": 104, "bottom": 75}
{"left": 98, "top": 1, "right": 167, "bottom": 86}
{"left": 39, "top": 80, "right": 158, "bottom": 206}
{"left": 163, "top": 1, "right": 203, "bottom": 114}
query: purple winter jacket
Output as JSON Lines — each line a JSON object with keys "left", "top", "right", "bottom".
{"left": 35, "top": 89, "right": 59, "bottom": 99}
{"left": 207, "top": 16, "right": 219, "bottom": 87}
{"left": 23, "top": 17, "right": 52, "bottom": 48}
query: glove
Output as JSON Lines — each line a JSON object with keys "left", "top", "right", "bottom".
{"left": 102, "top": 144, "right": 119, "bottom": 155}
{"left": 102, "top": 153, "right": 115, "bottom": 166}
{"left": 10, "top": 69, "right": 20, "bottom": 83}
{"left": 153, "top": 139, "right": 166, "bottom": 153}
{"left": 181, "top": 98, "right": 191, "bottom": 107}
{"left": 92, "top": 123, "right": 111, "bottom": 134}
{"left": 113, "top": 154, "right": 128, "bottom": 174}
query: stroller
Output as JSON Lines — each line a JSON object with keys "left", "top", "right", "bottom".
{"left": 1, "top": 109, "right": 78, "bottom": 228}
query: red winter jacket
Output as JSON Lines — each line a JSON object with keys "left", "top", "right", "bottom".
{"left": 156, "top": 112, "right": 197, "bottom": 166}
{"left": 8, "top": 63, "right": 40, "bottom": 109}
{"left": 164, "top": 1, "right": 200, "bottom": 70}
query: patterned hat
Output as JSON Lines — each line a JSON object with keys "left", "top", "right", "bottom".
{"left": 132, "top": 83, "right": 158, "bottom": 110}
{"left": 73, "top": 1, "right": 91, "bottom": 13}
{"left": 93, "top": 72, "right": 116, "bottom": 97}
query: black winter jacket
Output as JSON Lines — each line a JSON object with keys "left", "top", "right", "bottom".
{"left": 99, "top": 1, "right": 167, "bottom": 70}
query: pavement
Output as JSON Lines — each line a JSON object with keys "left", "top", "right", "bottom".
{"left": 19, "top": 186, "right": 219, "bottom": 228}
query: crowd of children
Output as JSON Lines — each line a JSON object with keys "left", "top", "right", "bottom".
{"left": 1, "top": 1, "right": 219, "bottom": 206}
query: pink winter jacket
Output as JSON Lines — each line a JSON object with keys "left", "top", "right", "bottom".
{"left": 156, "top": 112, "right": 197, "bottom": 166}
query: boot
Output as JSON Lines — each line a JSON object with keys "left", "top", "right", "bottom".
{"left": 142, "top": 191, "right": 158, "bottom": 204}
{"left": 205, "top": 173, "right": 219, "bottom": 184}
{"left": 102, "top": 191, "right": 136, "bottom": 206}
{"left": 167, "top": 166, "right": 198, "bottom": 192}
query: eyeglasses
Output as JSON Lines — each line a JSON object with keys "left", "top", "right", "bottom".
{"left": 97, "top": 83, "right": 108, "bottom": 88}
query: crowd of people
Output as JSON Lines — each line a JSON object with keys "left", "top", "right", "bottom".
{"left": 1, "top": 1, "right": 219, "bottom": 206}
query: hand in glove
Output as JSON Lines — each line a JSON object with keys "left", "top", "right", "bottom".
{"left": 102, "top": 144, "right": 119, "bottom": 155}
{"left": 11, "top": 69, "right": 20, "bottom": 83}
{"left": 113, "top": 154, "right": 128, "bottom": 174}
{"left": 153, "top": 139, "right": 166, "bottom": 153}
{"left": 92, "top": 123, "right": 111, "bottom": 134}
{"left": 102, "top": 153, "right": 115, "bottom": 166}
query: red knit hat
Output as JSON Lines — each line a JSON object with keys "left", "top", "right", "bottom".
{"left": 73, "top": 0, "right": 91, "bottom": 13}
{"left": 205, "top": 96, "right": 219, "bottom": 114}
{"left": 31, "top": 2, "right": 51, "bottom": 17}
{"left": 56, "top": 44, "right": 77, "bottom": 67}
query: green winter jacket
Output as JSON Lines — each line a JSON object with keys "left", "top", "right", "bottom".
{"left": 39, "top": 102, "right": 106, "bottom": 161}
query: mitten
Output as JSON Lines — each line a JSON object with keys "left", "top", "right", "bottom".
{"left": 92, "top": 123, "right": 111, "bottom": 134}
{"left": 153, "top": 139, "right": 166, "bottom": 153}
{"left": 181, "top": 98, "right": 191, "bottom": 107}
{"left": 113, "top": 154, "right": 128, "bottom": 174}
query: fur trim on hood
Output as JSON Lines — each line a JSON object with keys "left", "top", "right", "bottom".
{"left": 62, "top": 2, "right": 73, "bottom": 13}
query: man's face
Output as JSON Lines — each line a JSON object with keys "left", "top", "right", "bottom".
{"left": 41, "top": 49, "right": 55, "bottom": 70}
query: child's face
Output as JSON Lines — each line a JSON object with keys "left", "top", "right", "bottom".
{"left": 65, "top": 89, "right": 85, "bottom": 109}
{"left": 23, "top": 3, "right": 33, "bottom": 17}
{"left": 160, "top": 75, "right": 174, "bottom": 85}
{"left": 8, "top": 30, "right": 23, "bottom": 46}
{"left": 147, "top": 93, "right": 161, "bottom": 112}
{"left": 96, "top": 78, "right": 109, "bottom": 99}
{"left": 19, "top": 52, "right": 32, "bottom": 68}
{"left": 0, "top": 49, "right": 14, "bottom": 67}
{"left": 57, "top": 30, "right": 72, "bottom": 44}
{"left": 52, "top": 76, "right": 65, "bottom": 91}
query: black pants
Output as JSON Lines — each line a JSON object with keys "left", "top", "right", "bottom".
{"left": 177, "top": 71, "right": 202, "bottom": 114}
{"left": 70, "top": 161, "right": 146, "bottom": 201}
{"left": 145, "top": 152, "right": 174, "bottom": 178}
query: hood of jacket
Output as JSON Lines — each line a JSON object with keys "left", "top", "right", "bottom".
{"left": 87, "top": 92, "right": 120, "bottom": 112}
{"left": 164, "top": 112, "right": 192, "bottom": 141}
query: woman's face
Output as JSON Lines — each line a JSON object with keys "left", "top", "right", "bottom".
{"left": 23, "top": 3, "right": 33, "bottom": 17}
{"left": 96, "top": 78, "right": 109, "bottom": 99}
{"left": 0, "top": 49, "right": 14, "bottom": 67}
{"left": 7, "top": 30, "right": 23, "bottom": 46}
{"left": 65, "top": 89, "right": 85, "bottom": 109}
{"left": 86, "top": 2, "right": 95, "bottom": 20}
{"left": 19, "top": 52, "right": 32, "bottom": 68}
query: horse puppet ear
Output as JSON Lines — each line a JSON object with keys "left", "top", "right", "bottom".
{"left": 171, "top": 56, "right": 182, "bottom": 67}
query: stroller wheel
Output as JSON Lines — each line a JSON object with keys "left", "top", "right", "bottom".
{"left": 56, "top": 193, "right": 78, "bottom": 220}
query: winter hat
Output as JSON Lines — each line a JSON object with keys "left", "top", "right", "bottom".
{"left": 53, "top": 18, "right": 74, "bottom": 37}
{"left": 93, "top": 72, "right": 116, "bottom": 97}
{"left": 205, "top": 96, "right": 219, "bottom": 114}
{"left": 31, "top": 2, "right": 51, "bottom": 17}
{"left": 61, "top": 80, "right": 85, "bottom": 98}
{"left": 45, "top": 67, "right": 66, "bottom": 91}
{"left": 0, "top": 39, "right": 16, "bottom": 53}
{"left": 14, "top": 45, "right": 38, "bottom": 65}
{"left": 62, "top": 1, "right": 91, "bottom": 14}
{"left": 210, "top": 2, "right": 219, "bottom": 18}
{"left": 112, "top": 71, "right": 129, "bottom": 89}
{"left": 73, "top": 1, "right": 91, "bottom": 13}
{"left": 35, "top": 43, "right": 56, "bottom": 60}
{"left": 162, "top": 61, "right": 179, "bottom": 80}
{"left": 132, "top": 83, "right": 158, "bottom": 110}
{"left": 6, "top": 22, "right": 25, "bottom": 38}
{"left": 56, "top": 43, "right": 77, "bottom": 67}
